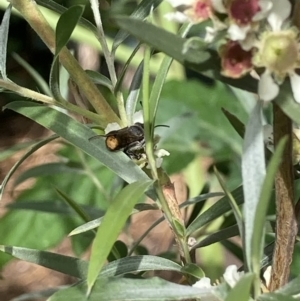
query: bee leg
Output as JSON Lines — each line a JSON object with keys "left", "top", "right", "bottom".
{"left": 124, "top": 140, "right": 145, "bottom": 159}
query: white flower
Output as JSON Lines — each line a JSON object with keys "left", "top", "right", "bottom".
{"left": 226, "top": 0, "right": 272, "bottom": 49}
{"left": 165, "top": 0, "right": 215, "bottom": 24}
{"left": 192, "top": 265, "right": 244, "bottom": 301}
{"left": 153, "top": 148, "right": 170, "bottom": 168}
{"left": 254, "top": 0, "right": 300, "bottom": 103}
{"left": 104, "top": 122, "right": 120, "bottom": 134}
{"left": 193, "top": 277, "right": 213, "bottom": 289}
{"left": 192, "top": 277, "right": 219, "bottom": 301}
{"left": 223, "top": 265, "right": 244, "bottom": 288}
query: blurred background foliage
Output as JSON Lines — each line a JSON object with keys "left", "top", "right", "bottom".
{"left": 1, "top": 0, "right": 300, "bottom": 299}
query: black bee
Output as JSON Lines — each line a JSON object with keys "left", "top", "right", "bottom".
{"left": 89, "top": 122, "right": 145, "bottom": 159}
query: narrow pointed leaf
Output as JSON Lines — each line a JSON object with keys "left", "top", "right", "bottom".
{"left": 214, "top": 167, "right": 243, "bottom": 237}
{"left": 112, "top": 0, "right": 162, "bottom": 52}
{"left": 100, "top": 255, "right": 182, "bottom": 277}
{"left": 87, "top": 180, "right": 153, "bottom": 292}
{"left": 85, "top": 70, "right": 113, "bottom": 91}
{"left": 0, "top": 135, "right": 58, "bottom": 201}
{"left": 186, "top": 186, "right": 244, "bottom": 235}
{"left": 4, "top": 101, "right": 149, "bottom": 184}
{"left": 114, "top": 16, "right": 258, "bottom": 93}
{"left": 225, "top": 273, "right": 254, "bottom": 301}
{"left": 114, "top": 16, "right": 209, "bottom": 64}
{"left": 0, "top": 246, "right": 182, "bottom": 282}
{"left": 251, "top": 137, "right": 287, "bottom": 271}
{"left": 242, "top": 102, "right": 265, "bottom": 271}
{"left": 55, "top": 5, "right": 84, "bottom": 55}
{"left": 69, "top": 203, "right": 157, "bottom": 236}
{"left": 193, "top": 224, "right": 239, "bottom": 249}
{"left": 0, "top": 3, "right": 11, "bottom": 80}
{"left": 14, "top": 162, "right": 85, "bottom": 187}
{"left": 12, "top": 52, "right": 52, "bottom": 96}
{"left": 0, "top": 246, "right": 88, "bottom": 278}
{"left": 49, "top": 277, "right": 205, "bottom": 301}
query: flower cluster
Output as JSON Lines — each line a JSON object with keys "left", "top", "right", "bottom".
{"left": 166, "top": 0, "right": 300, "bottom": 103}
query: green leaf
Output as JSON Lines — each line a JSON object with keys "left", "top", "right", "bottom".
{"left": 87, "top": 180, "right": 153, "bottom": 293}
{"left": 0, "top": 246, "right": 181, "bottom": 282}
{"left": 55, "top": 5, "right": 84, "bottom": 55}
{"left": 6, "top": 201, "right": 103, "bottom": 217}
{"left": 11, "top": 286, "right": 66, "bottom": 301}
{"left": 114, "top": 16, "right": 209, "bottom": 64}
{"left": 100, "top": 255, "right": 182, "bottom": 277}
{"left": 242, "top": 102, "right": 266, "bottom": 272}
{"left": 0, "top": 134, "right": 58, "bottom": 201}
{"left": 0, "top": 140, "right": 38, "bottom": 162}
{"left": 114, "top": 17, "right": 258, "bottom": 93}
{"left": 49, "top": 277, "right": 205, "bottom": 301}
{"left": 112, "top": 0, "right": 162, "bottom": 53}
{"left": 14, "top": 162, "right": 85, "bottom": 187}
{"left": 4, "top": 101, "right": 149, "bottom": 184}
{"left": 69, "top": 217, "right": 104, "bottom": 236}
{"left": 225, "top": 273, "right": 254, "bottom": 301}
{"left": 0, "top": 3, "right": 11, "bottom": 80}
{"left": 69, "top": 203, "right": 157, "bottom": 236}
{"left": 250, "top": 137, "right": 286, "bottom": 273}
{"left": 222, "top": 108, "right": 245, "bottom": 138}
{"left": 50, "top": 56, "right": 66, "bottom": 102}
{"left": 125, "top": 62, "right": 143, "bottom": 124}
{"left": 12, "top": 52, "right": 52, "bottom": 96}
{"left": 181, "top": 263, "right": 205, "bottom": 279}
{"left": 276, "top": 273, "right": 300, "bottom": 296}
{"left": 258, "top": 293, "right": 297, "bottom": 301}
{"left": 86, "top": 70, "right": 113, "bottom": 91}
{"left": 0, "top": 245, "right": 88, "bottom": 278}
{"left": 193, "top": 224, "right": 239, "bottom": 249}
{"left": 214, "top": 167, "right": 243, "bottom": 238}
{"left": 55, "top": 187, "right": 90, "bottom": 224}
{"left": 186, "top": 186, "right": 244, "bottom": 235}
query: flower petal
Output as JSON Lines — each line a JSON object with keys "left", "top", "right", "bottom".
{"left": 211, "top": 0, "right": 226, "bottom": 13}
{"left": 228, "top": 24, "right": 251, "bottom": 41}
{"left": 252, "top": 0, "right": 272, "bottom": 21}
{"left": 193, "top": 277, "right": 213, "bottom": 289}
{"left": 133, "top": 110, "right": 144, "bottom": 124}
{"left": 164, "top": 11, "right": 190, "bottom": 23}
{"left": 289, "top": 71, "right": 300, "bottom": 104}
{"left": 267, "top": 0, "right": 291, "bottom": 31}
{"left": 223, "top": 265, "right": 244, "bottom": 288}
{"left": 155, "top": 148, "right": 170, "bottom": 158}
{"left": 105, "top": 122, "right": 121, "bottom": 134}
{"left": 258, "top": 70, "right": 280, "bottom": 101}
{"left": 165, "top": 0, "right": 193, "bottom": 7}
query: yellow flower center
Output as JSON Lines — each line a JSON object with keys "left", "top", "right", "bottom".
{"left": 261, "top": 31, "right": 298, "bottom": 74}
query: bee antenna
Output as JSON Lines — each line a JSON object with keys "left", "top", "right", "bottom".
{"left": 154, "top": 124, "right": 169, "bottom": 128}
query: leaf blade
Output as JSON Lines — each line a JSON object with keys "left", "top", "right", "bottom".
{"left": 87, "top": 180, "right": 153, "bottom": 293}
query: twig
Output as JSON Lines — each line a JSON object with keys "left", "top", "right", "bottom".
{"left": 269, "top": 104, "right": 298, "bottom": 290}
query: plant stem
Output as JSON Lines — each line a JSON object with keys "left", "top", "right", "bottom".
{"left": 0, "top": 79, "right": 105, "bottom": 125}
{"left": 269, "top": 104, "right": 297, "bottom": 290}
{"left": 9, "top": 0, "right": 120, "bottom": 126}
{"left": 89, "top": 0, "right": 127, "bottom": 127}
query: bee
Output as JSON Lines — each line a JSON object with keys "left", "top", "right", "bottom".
{"left": 89, "top": 122, "right": 145, "bottom": 159}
